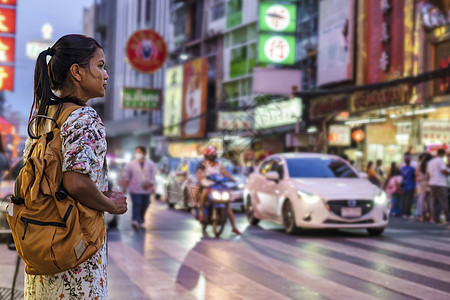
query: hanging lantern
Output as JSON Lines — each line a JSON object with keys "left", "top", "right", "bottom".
{"left": 352, "top": 129, "right": 365, "bottom": 143}
{"left": 328, "top": 132, "right": 338, "bottom": 142}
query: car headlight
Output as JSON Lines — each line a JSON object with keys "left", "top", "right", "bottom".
{"left": 238, "top": 183, "right": 245, "bottom": 189}
{"left": 374, "top": 191, "right": 388, "bottom": 204}
{"left": 222, "top": 192, "right": 230, "bottom": 201}
{"left": 297, "top": 190, "right": 320, "bottom": 204}
{"left": 211, "top": 190, "right": 222, "bottom": 200}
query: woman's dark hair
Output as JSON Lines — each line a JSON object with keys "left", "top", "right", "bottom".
{"left": 135, "top": 146, "right": 147, "bottom": 155}
{"left": 30, "top": 34, "right": 102, "bottom": 134}
{"left": 419, "top": 153, "right": 433, "bottom": 174}
{"left": 366, "top": 161, "right": 373, "bottom": 172}
{"left": 384, "top": 162, "right": 400, "bottom": 189}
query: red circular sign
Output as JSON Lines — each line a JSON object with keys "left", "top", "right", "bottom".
{"left": 125, "top": 29, "right": 167, "bottom": 73}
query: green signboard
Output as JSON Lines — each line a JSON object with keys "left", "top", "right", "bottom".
{"left": 258, "top": 34, "right": 296, "bottom": 65}
{"left": 259, "top": 2, "right": 297, "bottom": 33}
{"left": 121, "top": 87, "right": 161, "bottom": 110}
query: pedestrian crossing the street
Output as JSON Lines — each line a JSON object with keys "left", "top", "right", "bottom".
{"left": 108, "top": 227, "right": 450, "bottom": 300}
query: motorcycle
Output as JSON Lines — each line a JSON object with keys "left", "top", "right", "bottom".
{"left": 194, "top": 174, "right": 231, "bottom": 237}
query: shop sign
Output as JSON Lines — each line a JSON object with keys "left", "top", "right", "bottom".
{"left": 0, "top": 36, "right": 14, "bottom": 63}
{"left": 217, "top": 111, "right": 253, "bottom": 130}
{"left": 125, "top": 29, "right": 167, "bottom": 73}
{"left": 164, "top": 66, "right": 183, "bottom": 137}
{"left": 0, "top": 65, "right": 14, "bottom": 91}
{"left": 0, "top": 8, "right": 16, "bottom": 34}
{"left": 328, "top": 125, "right": 351, "bottom": 146}
{"left": 258, "top": 34, "right": 296, "bottom": 65}
{"left": 366, "top": 124, "right": 397, "bottom": 145}
{"left": 433, "top": 40, "right": 450, "bottom": 96}
{"left": 121, "top": 87, "right": 161, "bottom": 110}
{"left": 317, "top": 0, "right": 355, "bottom": 86}
{"left": 0, "top": 0, "right": 16, "bottom": 5}
{"left": 310, "top": 95, "right": 349, "bottom": 119}
{"left": 420, "top": 120, "right": 450, "bottom": 145}
{"left": 351, "top": 85, "right": 408, "bottom": 113}
{"left": 168, "top": 140, "right": 223, "bottom": 158}
{"left": 182, "top": 58, "right": 207, "bottom": 139}
{"left": 259, "top": 2, "right": 297, "bottom": 33}
{"left": 254, "top": 97, "right": 302, "bottom": 129}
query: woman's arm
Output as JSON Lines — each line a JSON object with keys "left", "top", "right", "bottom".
{"left": 63, "top": 171, "right": 127, "bottom": 214}
{"left": 220, "top": 164, "right": 236, "bottom": 182}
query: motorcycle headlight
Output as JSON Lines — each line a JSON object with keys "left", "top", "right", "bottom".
{"left": 374, "top": 191, "right": 387, "bottom": 204}
{"left": 297, "top": 190, "right": 320, "bottom": 204}
{"left": 222, "top": 192, "right": 230, "bottom": 201}
{"left": 211, "top": 190, "right": 222, "bottom": 200}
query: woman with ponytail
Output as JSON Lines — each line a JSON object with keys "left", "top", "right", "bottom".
{"left": 24, "top": 34, "right": 127, "bottom": 299}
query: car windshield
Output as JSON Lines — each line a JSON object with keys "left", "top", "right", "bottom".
{"left": 286, "top": 157, "right": 358, "bottom": 178}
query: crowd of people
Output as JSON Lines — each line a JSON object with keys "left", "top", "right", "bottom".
{"left": 366, "top": 150, "right": 450, "bottom": 224}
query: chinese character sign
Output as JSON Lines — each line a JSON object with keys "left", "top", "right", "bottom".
{"left": 258, "top": 34, "right": 296, "bottom": 64}
{"left": 0, "top": 8, "right": 16, "bottom": 34}
{"left": 0, "top": 65, "right": 14, "bottom": 91}
{"left": 0, "top": 0, "right": 17, "bottom": 5}
{"left": 0, "top": 36, "right": 14, "bottom": 63}
{"left": 259, "top": 3, "right": 297, "bottom": 33}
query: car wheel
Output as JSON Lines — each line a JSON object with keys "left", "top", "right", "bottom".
{"left": 212, "top": 207, "right": 227, "bottom": 238}
{"left": 282, "top": 199, "right": 298, "bottom": 234}
{"left": 245, "top": 196, "right": 260, "bottom": 225}
{"left": 367, "top": 227, "right": 385, "bottom": 236}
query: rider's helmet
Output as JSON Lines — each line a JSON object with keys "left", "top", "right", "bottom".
{"left": 203, "top": 146, "right": 217, "bottom": 161}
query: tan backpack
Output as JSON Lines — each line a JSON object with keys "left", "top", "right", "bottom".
{"left": 6, "top": 104, "right": 105, "bottom": 275}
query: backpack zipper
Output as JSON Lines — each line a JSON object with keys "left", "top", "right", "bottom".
{"left": 21, "top": 217, "right": 67, "bottom": 240}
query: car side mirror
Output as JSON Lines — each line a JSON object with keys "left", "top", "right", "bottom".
{"left": 359, "top": 172, "right": 368, "bottom": 179}
{"left": 265, "top": 171, "right": 280, "bottom": 182}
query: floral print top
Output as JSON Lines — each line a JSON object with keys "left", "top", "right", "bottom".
{"left": 61, "top": 106, "right": 108, "bottom": 192}
{"left": 24, "top": 105, "right": 109, "bottom": 299}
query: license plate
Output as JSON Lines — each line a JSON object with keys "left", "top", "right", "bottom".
{"left": 341, "top": 207, "right": 362, "bottom": 217}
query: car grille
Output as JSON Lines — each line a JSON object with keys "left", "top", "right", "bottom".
{"left": 325, "top": 200, "right": 374, "bottom": 218}
{"left": 323, "top": 219, "right": 374, "bottom": 224}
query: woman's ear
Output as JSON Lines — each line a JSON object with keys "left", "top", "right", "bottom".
{"left": 69, "top": 64, "right": 84, "bottom": 82}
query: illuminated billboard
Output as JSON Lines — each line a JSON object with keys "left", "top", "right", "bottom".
{"left": 259, "top": 2, "right": 297, "bottom": 33}
{"left": 254, "top": 97, "right": 302, "bottom": 129}
{"left": 163, "top": 66, "right": 183, "bottom": 137}
{"left": 0, "top": 8, "right": 16, "bottom": 34}
{"left": 0, "top": 36, "right": 14, "bottom": 63}
{"left": 0, "top": 65, "right": 14, "bottom": 91}
{"left": 258, "top": 34, "right": 296, "bottom": 65}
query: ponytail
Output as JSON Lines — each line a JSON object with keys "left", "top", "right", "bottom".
{"left": 29, "top": 48, "right": 59, "bottom": 136}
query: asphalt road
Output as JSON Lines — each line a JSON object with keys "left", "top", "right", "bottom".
{"left": 1, "top": 199, "right": 449, "bottom": 300}
{"left": 106, "top": 200, "right": 450, "bottom": 300}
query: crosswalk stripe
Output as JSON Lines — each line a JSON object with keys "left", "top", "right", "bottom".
{"left": 199, "top": 240, "right": 380, "bottom": 300}
{"left": 306, "top": 238, "right": 450, "bottom": 284}
{"left": 345, "top": 238, "right": 450, "bottom": 266}
{"left": 404, "top": 238, "right": 450, "bottom": 252}
{"left": 252, "top": 238, "right": 450, "bottom": 300}
{"left": 154, "top": 240, "right": 290, "bottom": 300}
{"left": 109, "top": 241, "right": 197, "bottom": 300}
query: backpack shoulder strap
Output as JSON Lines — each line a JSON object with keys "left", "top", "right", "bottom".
{"left": 56, "top": 105, "right": 82, "bottom": 128}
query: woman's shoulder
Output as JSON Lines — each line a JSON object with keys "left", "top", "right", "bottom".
{"left": 63, "top": 106, "right": 102, "bottom": 129}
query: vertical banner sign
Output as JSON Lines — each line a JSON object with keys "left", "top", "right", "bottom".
{"left": 317, "top": 0, "right": 355, "bottom": 86}
{"left": 0, "top": 3, "right": 16, "bottom": 91}
{"left": 182, "top": 58, "right": 207, "bottom": 139}
{"left": 164, "top": 66, "right": 183, "bottom": 137}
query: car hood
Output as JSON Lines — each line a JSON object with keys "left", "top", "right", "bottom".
{"left": 289, "top": 178, "right": 380, "bottom": 200}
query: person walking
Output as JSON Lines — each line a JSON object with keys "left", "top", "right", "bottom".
{"left": 375, "top": 159, "right": 386, "bottom": 185}
{"left": 427, "top": 149, "right": 450, "bottom": 223}
{"left": 122, "top": 146, "right": 157, "bottom": 230}
{"left": 400, "top": 153, "right": 416, "bottom": 218}
{"left": 23, "top": 34, "right": 127, "bottom": 299}
{"left": 384, "top": 162, "right": 402, "bottom": 217}
{"left": 416, "top": 153, "right": 432, "bottom": 221}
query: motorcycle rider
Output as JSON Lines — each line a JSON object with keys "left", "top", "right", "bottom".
{"left": 196, "top": 146, "right": 241, "bottom": 235}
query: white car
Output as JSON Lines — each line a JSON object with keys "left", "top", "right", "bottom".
{"left": 244, "top": 153, "right": 389, "bottom": 235}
